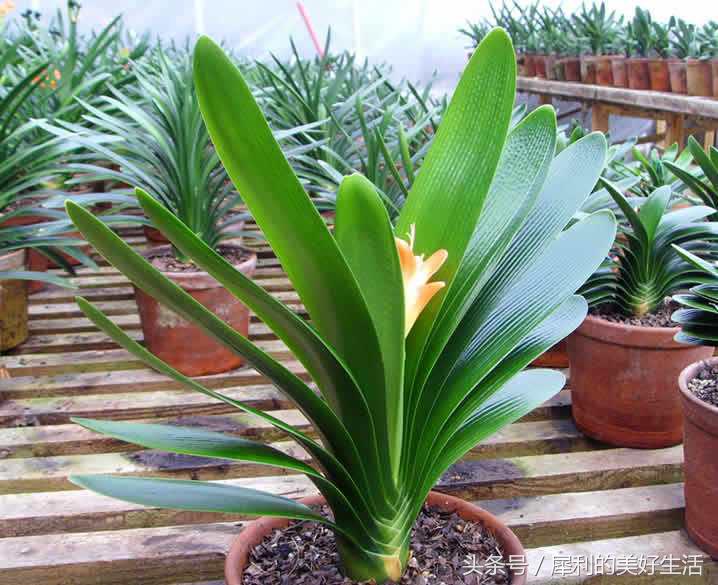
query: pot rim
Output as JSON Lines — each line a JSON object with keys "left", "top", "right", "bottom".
{"left": 224, "top": 491, "right": 527, "bottom": 585}
{"left": 140, "top": 243, "right": 257, "bottom": 278}
{"left": 576, "top": 314, "right": 690, "bottom": 349}
{"left": 678, "top": 357, "right": 718, "bottom": 419}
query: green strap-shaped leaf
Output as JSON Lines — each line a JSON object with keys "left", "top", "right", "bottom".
{"left": 334, "top": 174, "right": 405, "bottom": 485}
{"left": 637, "top": 186, "right": 672, "bottom": 244}
{"left": 688, "top": 135, "right": 718, "bottom": 190}
{"left": 395, "top": 28, "right": 516, "bottom": 388}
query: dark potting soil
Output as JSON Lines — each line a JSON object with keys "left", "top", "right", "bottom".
{"left": 687, "top": 364, "right": 718, "bottom": 409}
{"left": 590, "top": 299, "right": 678, "bottom": 328}
{"left": 148, "top": 246, "right": 251, "bottom": 273}
{"left": 242, "top": 505, "right": 511, "bottom": 585}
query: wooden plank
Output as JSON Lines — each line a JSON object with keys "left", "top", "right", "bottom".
{"left": 517, "top": 77, "right": 718, "bottom": 119}
{"left": 0, "top": 442, "right": 682, "bottom": 495}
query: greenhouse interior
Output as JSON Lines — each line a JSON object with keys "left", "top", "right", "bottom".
{"left": 2, "top": 0, "right": 718, "bottom": 583}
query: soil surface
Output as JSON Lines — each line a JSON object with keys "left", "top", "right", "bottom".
{"left": 688, "top": 364, "right": 718, "bottom": 408}
{"left": 590, "top": 299, "right": 678, "bottom": 328}
{"left": 243, "top": 505, "right": 511, "bottom": 585}
{"left": 148, "top": 246, "right": 251, "bottom": 273}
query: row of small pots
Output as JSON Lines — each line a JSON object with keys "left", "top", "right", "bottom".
{"left": 522, "top": 54, "right": 718, "bottom": 97}
{"left": 551, "top": 316, "right": 718, "bottom": 560}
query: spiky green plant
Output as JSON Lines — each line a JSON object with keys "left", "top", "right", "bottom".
{"left": 672, "top": 246, "right": 718, "bottom": 344}
{"left": 459, "top": 20, "right": 491, "bottom": 48}
{"left": 669, "top": 18, "right": 701, "bottom": 59}
{"left": 581, "top": 182, "right": 718, "bottom": 315}
{"left": 612, "top": 143, "right": 693, "bottom": 198}
{"left": 571, "top": 2, "right": 622, "bottom": 56}
{"left": 63, "top": 31, "right": 616, "bottom": 583}
{"left": 665, "top": 137, "right": 718, "bottom": 220}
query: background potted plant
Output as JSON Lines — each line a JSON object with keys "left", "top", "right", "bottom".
{"left": 61, "top": 30, "right": 616, "bottom": 585}
{"left": 555, "top": 30, "right": 585, "bottom": 82}
{"left": 572, "top": 2, "right": 621, "bottom": 85}
{"left": 673, "top": 246, "right": 718, "bottom": 559}
{"left": 46, "top": 53, "right": 259, "bottom": 376}
{"left": 686, "top": 24, "right": 713, "bottom": 97}
{"left": 665, "top": 136, "right": 718, "bottom": 215}
{"left": 625, "top": 8, "right": 653, "bottom": 90}
{"left": 648, "top": 19, "right": 671, "bottom": 92}
{"left": 569, "top": 183, "right": 716, "bottom": 448}
{"left": 699, "top": 21, "right": 718, "bottom": 97}
{"left": 609, "top": 35, "right": 630, "bottom": 87}
{"left": 668, "top": 18, "right": 696, "bottom": 94}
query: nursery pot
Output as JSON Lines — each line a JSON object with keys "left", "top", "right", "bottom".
{"left": 626, "top": 58, "right": 651, "bottom": 90}
{"left": 566, "top": 315, "right": 713, "bottom": 448}
{"left": 0, "top": 212, "right": 49, "bottom": 293}
{"left": 544, "top": 54, "right": 558, "bottom": 80}
{"left": 611, "top": 56, "right": 628, "bottom": 87}
{"left": 224, "top": 491, "right": 528, "bottom": 585}
{"left": 679, "top": 358, "right": 718, "bottom": 559}
{"left": 134, "top": 245, "right": 257, "bottom": 376}
{"left": 524, "top": 54, "right": 537, "bottom": 77}
{"left": 686, "top": 59, "right": 713, "bottom": 97}
{"left": 648, "top": 58, "right": 671, "bottom": 92}
{"left": 712, "top": 59, "right": 718, "bottom": 98}
{"left": 143, "top": 224, "right": 169, "bottom": 246}
{"left": 532, "top": 339, "right": 568, "bottom": 368}
{"left": 0, "top": 250, "right": 28, "bottom": 352}
{"left": 534, "top": 55, "right": 547, "bottom": 79}
{"left": 580, "top": 55, "right": 597, "bottom": 84}
{"left": 668, "top": 59, "right": 688, "bottom": 94}
{"left": 560, "top": 57, "right": 581, "bottom": 82}
{"left": 595, "top": 55, "right": 614, "bottom": 86}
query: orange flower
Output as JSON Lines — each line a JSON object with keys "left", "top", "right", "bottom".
{"left": 395, "top": 224, "right": 448, "bottom": 337}
{"left": 0, "top": 1, "right": 15, "bottom": 18}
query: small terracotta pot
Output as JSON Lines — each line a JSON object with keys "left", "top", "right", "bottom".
{"left": 224, "top": 492, "right": 527, "bottom": 585}
{"left": 552, "top": 59, "right": 566, "bottom": 80}
{"left": 544, "top": 54, "right": 558, "bottom": 80}
{"left": 668, "top": 59, "right": 688, "bottom": 94}
{"left": 611, "top": 56, "right": 628, "bottom": 87}
{"left": 524, "top": 54, "right": 537, "bottom": 77}
{"left": 0, "top": 250, "right": 28, "bottom": 351}
{"left": 0, "top": 212, "right": 50, "bottom": 293}
{"left": 534, "top": 55, "right": 547, "bottom": 79}
{"left": 686, "top": 59, "right": 713, "bottom": 97}
{"left": 143, "top": 224, "right": 169, "bottom": 246}
{"left": 648, "top": 59, "right": 671, "bottom": 92}
{"left": 711, "top": 59, "right": 718, "bottom": 98}
{"left": 531, "top": 339, "right": 568, "bottom": 368}
{"left": 134, "top": 245, "right": 257, "bottom": 376}
{"left": 626, "top": 58, "right": 651, "bottom": 90}
{"left": 580, "top": 55, "right": 597, "bottom": 84}
{"left": 567, "top": 315, "right": 714, "bottom": 448}
{"left": 562, "top": 57, "right": 581, "bottom": 82}
{"left": 679, "top": 358, "right": 718, "bottom": 559}
{"left": 595, "top": 55, "right": 614, "bottom": 86}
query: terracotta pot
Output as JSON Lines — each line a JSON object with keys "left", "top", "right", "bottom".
{"left": 0, "top": 250, "right": 28, "bottom": 351}
{"left": 0, "top": 212, "right": 49, "bottom": 293}
{"left": 580, "top": 55, "right": 597, "bottom": 84}
{"left": 534, "top": 54, "right": 547, "bottom": 79}
{"left": 566, "top": 315, "right": 714, "bottom": 448}
{"left": 224, "top": 491, "right": 528, "bottom": 585}
{"left": 531, "top": 339, "right": 568, "bottom": 368}
{"left": 626, "top": 58, "right": 651, "bottom": 90}
{"left": 143, "top": 224, "right": 169, "bottom": 246}
{"left": 595, "top": 55, "right": 614, "bottom": 86}
{"left": 134, "top": 245, "right": 257, "bottom": 376}
{"left": 679, "top": 358, "right": 718, "bottom": 559}
{"left": 611, "top": 56, "right": 628, "bottom": 87}
{"left": 552, "top": 59, "right": 566, "bottom": 81}
{"left": 711, "top": 59, "right": 718, "bottom": 98}
{"left": 544, "top": 54, "right": 558, "bottom": 80}
{"left": 668, "top": 59, "right": 688, "bottom": 94}
{"left": 562, "top": 57, "right": 581, "bottom": 82}
{"left": 648, "top": 59, "right": 671, "bottom": 92}
{"left": 686, "top": 59, "right": 713, "bottom": 97}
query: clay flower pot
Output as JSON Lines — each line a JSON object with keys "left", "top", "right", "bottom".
{"left": 668, "top": 59, "right": 688, "bottom": 94}
{"left": 566, "top": 315, "right": 713, "bottom": 448}
{"left": 0, "top": 249, "right": 28, "bottom": 351}
{"left": 679, "top": 358, "right": 718, "bottom": 559}
{"left": 534, "top": 54, "right": 547, "bottom": 79}
{"left": 686, "top": 59, "right": 713, "bottom": 97}
{"left": 648, "top": 58, "right": 671, "bottom": 92}
{"left": 561, "top": 57, "right": 581, "bottom": 82}
{"left": 544, "top": 54, "right": 558, "bottom": 80}
{"left": 143, "top": 224, "right": 169, "bottom": 246}
{"left": 524, "top": 54, "right": 537, "bottom": 77}
{"left": 134, "top": 244, "right": 257, "bottom": 376}
{"left": 595, "top": 55, "right": 614, "bottom": 86}
{"left": 626, "top": 58, "right": 651, "bottom": 90}
{"left": 225, "top": 492, "right": 528, "bottom": 585}
{"left": 579, "top": 55, "right": 597, "bottom": 84}
{"left": 611, "top": 56, "right": 628, "bottom": 87}
{"left": 531, "top": 339, "right": 568, "bottom": 368}
{"left": 0, "top": 212, "right": 49, "bottom": 293}
{"left": 711, "top": 59, "right": 718, "bottom": 98}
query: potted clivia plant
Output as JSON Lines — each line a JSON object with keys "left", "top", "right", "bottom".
{"left": 686, "top": 23, "right": 714, "bottom": 97}
{"left": 648, "top": 20, "right": 671, "bottom": 92}
{"left": 699, "top": 22, "right": 718, "bottom": 97}
{"left": 625, "top": 8, "right": 653, "bottom": 90}
{"left": 667, "top": 18, "right": 696, "bottom": 94}
{"left": 569, "top": 182, "right": 717, "bottom": 448}
{"left": 609, "top": 35, "right": 630, "bottom": 88}
{"left": 672, "top": 246, "right": 718, "bottom": 559}
{"left": 45, "top": 53, "right": 258, "bottom": 376}
{"left": 572, "top": 2, "right": 621, "bottom": 85}
{"left": 62, "top": 30, "right": 616, "bottom": 584}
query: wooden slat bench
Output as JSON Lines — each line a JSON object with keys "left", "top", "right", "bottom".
{"left": 1, "top": 228, "right": 716, "bottom": 584}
